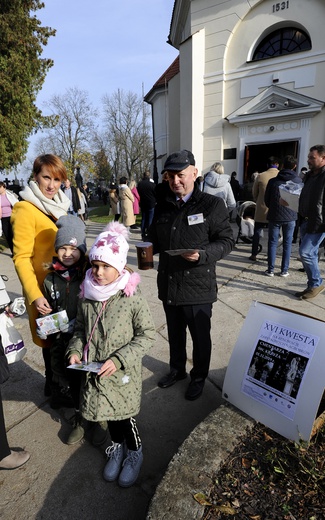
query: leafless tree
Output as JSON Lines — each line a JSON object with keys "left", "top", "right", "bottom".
{"left": 101, "top": 89, "right": 152, "bottom": 181}
{"left": 35, "top": 87, "right": 98, "bottom": 178}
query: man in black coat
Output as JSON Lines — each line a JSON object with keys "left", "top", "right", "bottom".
{"left": 63, "top": 179, "right": 81, "bottom": 216}
{"left": 148, "top": 150, "right": 234, "bottom": 400}
{"left": 295, "top": 144, "right": 325, "bottom": 299}
{"left": 136, "top": 171, "right": 156, "bottom": 241}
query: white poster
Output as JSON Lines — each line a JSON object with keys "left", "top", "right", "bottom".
{"left": 223, "top": 302, "right": 325, "bottom": 442}
{"left": 242, "top": 320, "right": 319, "bottom": 420}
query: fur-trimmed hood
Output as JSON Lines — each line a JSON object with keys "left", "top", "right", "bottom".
{"left": 123, "top": 271, "right": 141, "bottom": 297}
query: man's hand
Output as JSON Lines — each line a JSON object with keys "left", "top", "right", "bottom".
{"left": 181, "top": 250, "right": 200, "bottom": 262}
{"left": 279, "top": 197, "right": 289, "bottom": 207}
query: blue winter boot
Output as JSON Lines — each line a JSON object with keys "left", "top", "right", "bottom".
{"left": 103, "top": 442, "right": 125, "bottom": 482}
{"left": 118, "top": 445, "right": 143, "bottom": 488}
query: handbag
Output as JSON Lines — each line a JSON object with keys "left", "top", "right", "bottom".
{"left": 0, "top": 312, "right": 26, "bottom": 364}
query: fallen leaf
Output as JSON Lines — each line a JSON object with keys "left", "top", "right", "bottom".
{"left": 263, "top": 431, "right": 273, "bottom": 442}
{"left": 242, "top": 457, "right": 252, "bottom": 468}
{"left": 244, "top": 488, "right": 254, "bottom": 496}
{"left": 193, "top": 492, "right": 212, "bottom": 506}
{"left": 213, "top": 505, "right": 237, "bottom": 514}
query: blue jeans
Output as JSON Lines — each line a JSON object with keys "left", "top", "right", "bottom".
{"left": 267, "top": 220, "right": 295, "bottom": 273}
{"left": 299, "top": 221, "right": 325, "bottom": 288}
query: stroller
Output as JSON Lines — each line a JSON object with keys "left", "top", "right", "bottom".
{"left": 235, "top": 201, "right": 263, "bottom": 253}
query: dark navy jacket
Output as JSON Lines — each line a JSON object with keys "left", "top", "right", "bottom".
{"left": 148, "top": 183, "right": 234, "bottom": 305}
{"left": 264, "top": 169, "right": 302, "bottom": 222}
{"left": 298, "top": 167, "right": 325, "bottom": 233}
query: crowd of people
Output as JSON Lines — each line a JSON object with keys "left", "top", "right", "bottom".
{"left": 1, "top": 144, "right": 325, "bottom": 487}
{"left": 103, "top": 171, "right": 157, "bottom": 241}
{"left": 247, "top": 145, "right": 325, "bottom": 302}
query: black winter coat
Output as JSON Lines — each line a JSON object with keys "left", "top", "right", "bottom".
{"left": 298, "top": 167, "right": 325, "bottom": 233}
{"left": 137, "top": 179, "right": 157, "bottom": 210}
{"left": 264, "top": 169, "right": 301, "bottom": 222}
{"left": 148, "top": 183, "right": 234, "bottom": 305}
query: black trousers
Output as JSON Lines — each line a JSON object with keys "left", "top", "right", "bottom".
{"left": 1, "top": 217, "right": 14, "bottom": 253}
{"left": 163, "top": 302, "right": 213, "bottom": 380}
{"left": 108, "top": 417, "right": 141, "bottom": 451}
{"left": 0, "top": 387, "right": 10, "bottom": 460}
{"left": 42, "top": 347, "right": 52, "bottom": 382}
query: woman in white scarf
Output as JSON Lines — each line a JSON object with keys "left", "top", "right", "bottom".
{"left": 11, "top": 154, "right": 71, "bottom": 395}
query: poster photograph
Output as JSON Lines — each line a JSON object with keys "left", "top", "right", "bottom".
{"left": 242, "top": 319, "right": 319, "bottom": 420}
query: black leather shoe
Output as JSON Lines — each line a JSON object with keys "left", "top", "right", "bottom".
{"left": 185, "top": 379, "right": 205, "bottom": 401}
{"left": 158, "top": 370, "right": 187, "bottom": 389}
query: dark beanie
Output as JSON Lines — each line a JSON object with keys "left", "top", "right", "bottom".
{"left": 55, "top": 215, "right": 87, "bottom": 254}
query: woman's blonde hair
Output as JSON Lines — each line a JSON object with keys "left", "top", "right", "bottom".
{"left": 33, "top": 154, "right": 68, "bottom": 182}
{"left": 129, "top": 180, "right": 136, "bottom": 190}
{"left": 211, "top": 162, "right": 224, "bottom": 175}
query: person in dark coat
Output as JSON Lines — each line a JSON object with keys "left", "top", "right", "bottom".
{"left": 136, "top": 171, "right": 156, "bottom": 241}
{"left": 230, "top": 171, "right": 241, "bottom": 201}
{"left": 264, "top": 155, "right": 302, "bottom": 277}
{"left": 63, "top": 179, "right": 81, "bottom": 216}
{"left": 148, "top": 150, "right": 234, "bottom": 401}
{"left": 0, "top": 277, "right": 30, "bottom": 470}
{"left": 294, "top": 145, "right": 325, "bottom": 300}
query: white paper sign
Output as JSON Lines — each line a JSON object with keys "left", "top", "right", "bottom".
{"left": 223, "top": 301, "right": 325, "bottom": 442}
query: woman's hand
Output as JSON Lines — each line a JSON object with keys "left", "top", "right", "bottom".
{"left": 33, "top": 297, "right": 52, "bottom": 316}
{"left": 98, "top": 359, "right": 117, "bottom": 378}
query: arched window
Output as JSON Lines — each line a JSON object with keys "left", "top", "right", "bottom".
{"left": 252, "top": 27, "right": 311, "bottom": 61}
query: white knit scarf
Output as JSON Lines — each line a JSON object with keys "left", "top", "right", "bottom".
{"left": 19, "top": 181, "right": 70, "bottom": 220}
{"left": 83, "top": 268, "right": 131, "bottom": 301}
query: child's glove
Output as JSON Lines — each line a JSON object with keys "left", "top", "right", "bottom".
{"left": 60, "top": 319, "right": 76, "bottom": 334}
{"left": 9, "top": 297, "right": 26, "bottom": 316}
{"left": 36, "top": 327, "right": 47, "bottom": 340}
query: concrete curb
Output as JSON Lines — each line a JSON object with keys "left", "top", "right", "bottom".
{"left": 146, "top": 403, "right": 254, "bottom": 520}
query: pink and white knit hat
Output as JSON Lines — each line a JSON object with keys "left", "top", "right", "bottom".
{"left": 89, "top": 222, "right": 129, "bottom": 273}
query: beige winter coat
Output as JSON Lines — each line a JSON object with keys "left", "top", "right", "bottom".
{"left": 119, "top": 185, "right": 135, "bottom": 227}
{"left": 252, "top": 168, "right": 279, "bottom": 223}
{"left": 109, "top": 190, "right": 120, "bottom": 216}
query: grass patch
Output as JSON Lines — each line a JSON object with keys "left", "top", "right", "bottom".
{"left": 87, "top": 205, "right": 112, "bottom": 224}
{"left": 87, "top": 206, "right": 142, "bottom": 226}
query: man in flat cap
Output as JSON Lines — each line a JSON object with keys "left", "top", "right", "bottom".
{"left": 148, "top": 150, "right": 234, "bottom": 400}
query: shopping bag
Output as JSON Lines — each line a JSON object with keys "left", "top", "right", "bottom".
{"left": 0, "top": 313, "right": 26, "bottom": 364}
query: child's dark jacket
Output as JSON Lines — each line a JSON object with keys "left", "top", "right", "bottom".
{"left": 42, "top": 258, "right": 87, "bottom": 384}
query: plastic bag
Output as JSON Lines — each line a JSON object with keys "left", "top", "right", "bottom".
{"left": 0, "top": 312, "right": 26, "bottom": 364}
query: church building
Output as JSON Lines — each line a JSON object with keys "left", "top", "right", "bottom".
{"left": 145, "top": 0, "right": 325, "bottom": 182}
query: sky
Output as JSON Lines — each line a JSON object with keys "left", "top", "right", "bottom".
{"left": 12, "top": 0, "right": 178, "bottom": 180}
